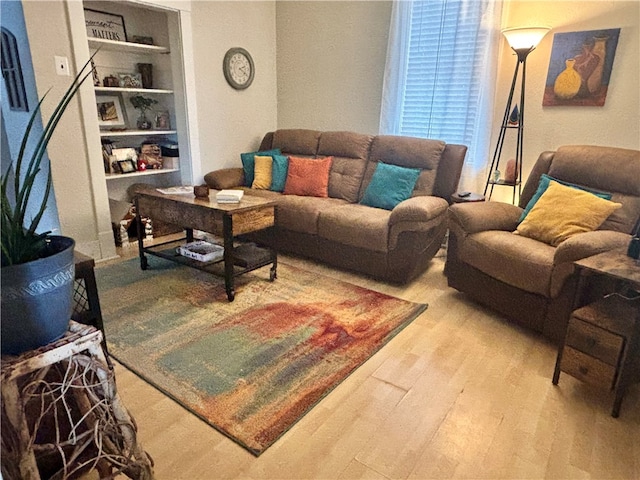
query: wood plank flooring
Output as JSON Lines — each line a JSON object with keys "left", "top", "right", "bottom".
{"left": 105, "top": 248, "right": 640, "bottom": 479}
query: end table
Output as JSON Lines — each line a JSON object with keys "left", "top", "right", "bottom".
{"left": 1, "top": 321, "right": 154, "bottom": 479}
{"left": 451, "top": 192, "right": 486, "bottom": 203}
{"left": 552, "top": 249, "right": 640, "bottom": 417}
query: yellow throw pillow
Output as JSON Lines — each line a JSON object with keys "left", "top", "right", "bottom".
{"left": 516, "top": 180, "right": 621, "bottom": 246}
{"left": 252, "top": 155, "right": 273, "bottom": 190}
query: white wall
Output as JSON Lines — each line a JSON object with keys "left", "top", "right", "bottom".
{"left": 191, "top": 1, "right": 277, "bottom": 173}
{"left": 489, "top": 0, "right": 640, "bottom": 202}
{"left": 276, "top": 1, "right": 392, "bottom": 134}
{"left": 19, "top": 0, "right": 101, "bottom": 254}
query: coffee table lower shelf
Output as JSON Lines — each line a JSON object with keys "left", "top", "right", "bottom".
{"left": 139, "top": 237, "right": 277, "bottom": 301}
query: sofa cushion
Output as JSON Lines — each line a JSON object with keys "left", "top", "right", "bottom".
{"left": 284, "top": 156, "right": 333, "bottom": 197}
{"left": 547, "top": 145, "right": 640, "bottom": 234}
{"left": 548, "top": 145, "right": 640, "bottom": 197}
{"left": 272, "top": 129, "right": 321, "bottom": 155}
{"left": 318, "top": 204, "right": 390, "bottom": 252}
{"left": 459, "top": 230, "right": 555, "bottom": 296}
{"left": 318, "top": 131, "right": 372, "bottom": 203}
{"left": 362, "top": 136, "right": 445, "bottom": 199}
{"left": 516, "top": 181, "right": 621, "bottom": 247}
{"left": 252, "top": 155, "right": 272, "bottom": 190}
{"left": 326, "top": 157, "right": 368, "bottom": 203}
{"left": 601, "top": 193, "right": 640, "bottom": 233}
{"left": 240, "top": 148, "right": 281, "bottom": 187}
{"left": 519, "top": 173, "right": 613, "bottom": 222}
{"left": 360, "top": 162, "right": 421, "bottom": 210}
{"left": 240, "top": 187, "right": 281, "bottom": 200}
{"left": 277, "top": 195, "right": 347, "bottom": 235}
{"left": 270, "top": 154, "right": 289, "bottom": 192}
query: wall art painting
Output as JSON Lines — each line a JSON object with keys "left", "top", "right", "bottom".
{"left": 543, "top": 28, "right": 620, "bottom": 107}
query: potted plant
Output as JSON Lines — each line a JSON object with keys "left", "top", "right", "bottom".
{"left": 1, "top": 58, "right": 94, "bottom": 355}
{"left": 129, "top": 94, "right": 158, "bottom": 130}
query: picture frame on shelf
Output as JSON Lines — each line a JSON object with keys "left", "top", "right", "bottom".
{"left": 155, "top": 111, "right": 171, "bottom": 130}
{"left": 118, "top": 72, "right": 143, "bottom": 89}
{"left": 118, "top": 159, "right": 137, "bottom": 174}
{"left": 112, "top": 147, "right": 137, "bottom": 162}
{"left": 84, "top": 8, "right": 127, "bottom": 42}
{"left": 96, "top": 94, "right": 127, "bottom": 128}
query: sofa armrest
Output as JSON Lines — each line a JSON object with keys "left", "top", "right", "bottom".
{"left": 554, "top": 231, "right": 631, "bottom": 265}
{"left": 388, "top": 196, "right": 449, "bottom": 250}
{"left": 390, "top": 196, "right": 449, "bottom": 225}
{"left": 448, "top": 202, "right": 523, "bottom": 234}
{"left": 203, "top": 168, "right": 244, "bottom": 190}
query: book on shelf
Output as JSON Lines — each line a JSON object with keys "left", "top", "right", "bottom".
{"left": 216, "top": 189, "right": 244, "bottom": 203}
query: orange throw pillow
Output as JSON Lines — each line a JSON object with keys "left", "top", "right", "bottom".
{"left": 283, "top": 156, "right": 333, "bottom": 197}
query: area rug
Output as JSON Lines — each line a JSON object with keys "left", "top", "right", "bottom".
{"left": 95, "top": 256, "right": 426, "bottom": 455}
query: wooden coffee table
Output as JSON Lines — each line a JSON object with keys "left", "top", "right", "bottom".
{"left": 134, "top": 189, "right": 277, "bottom": 301}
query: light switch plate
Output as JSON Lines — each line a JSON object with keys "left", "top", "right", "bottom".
{"left": 54, "top": 56, "right": 70, "bottom": 76}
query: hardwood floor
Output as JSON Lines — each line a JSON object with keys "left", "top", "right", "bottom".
{"left": 104, "top": 247, "right": 640, "bottom": 479}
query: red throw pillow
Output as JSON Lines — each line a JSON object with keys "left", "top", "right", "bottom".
{"left": 283, "top": 156, "right": 333, "bottom": 197}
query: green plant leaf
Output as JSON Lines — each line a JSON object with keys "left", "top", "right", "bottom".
{"left": 1, "top": 54, "right": 96, "bottom": 266}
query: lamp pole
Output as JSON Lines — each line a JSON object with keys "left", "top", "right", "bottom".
{"left": 484, "top": 27, "right": 550, "bottom": 203}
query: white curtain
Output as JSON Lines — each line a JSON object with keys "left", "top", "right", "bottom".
{"left": 380, "top": 0, "right": 503, "bottom": 193}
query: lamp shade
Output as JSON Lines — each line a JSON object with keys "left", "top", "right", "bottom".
{"left": 502, "top": 27, "right": 551, "bottom": 50}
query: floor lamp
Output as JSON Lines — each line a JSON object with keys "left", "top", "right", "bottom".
{"left": 485, "top": 26, "right": 550, "bottom": 203}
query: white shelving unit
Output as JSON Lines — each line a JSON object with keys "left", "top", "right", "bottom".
{"left": 105, "top": 168, "right": 179, "bottom": 181}
{"left": 99, "top": 129, "right": 177, "bottom": 138}
{"left": 95, "top": 87, "right": 174, "bottom": 94}
{"left": 88, "top": 12, "right": 180, "bottom": 182}
{"left": 69, "top": 0, "right": 200, "bottom": 256}
{"left": 88, "top": 37, "right": 170, "bottom": 54}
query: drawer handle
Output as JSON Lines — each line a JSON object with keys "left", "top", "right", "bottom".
{"left": 586, "top": 337, "right": 597, "bottom": 348}
{"left": 579, "top": 366, "right": 589, "bottom": 375}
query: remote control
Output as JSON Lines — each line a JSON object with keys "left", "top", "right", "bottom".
{"left": 458, "top": 191, "right": 471, "bottom": 197}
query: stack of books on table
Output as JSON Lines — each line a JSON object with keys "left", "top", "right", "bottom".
{"left": 216, "top": 189, "right": 244, "bottom": 204}
{"left": 177, "top": 241, "right": 224, "bottom": 262}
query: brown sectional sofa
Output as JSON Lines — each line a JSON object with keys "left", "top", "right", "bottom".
{"left": 205, "top": 129, "right": 466, "bottom": 283}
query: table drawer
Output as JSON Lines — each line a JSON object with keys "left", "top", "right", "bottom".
{"left": 566, "top": 318, "right": 624, "bottom": 366}
{"left": 560, "top": 347, "right": 617, "bottom": 389}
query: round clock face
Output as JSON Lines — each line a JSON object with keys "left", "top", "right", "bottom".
{"left": 223, "top": 48, "right": 254, "bottom": 90}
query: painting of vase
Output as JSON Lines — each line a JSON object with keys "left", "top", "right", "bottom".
{"left": 543, "top": 28, "right": 620, "bottom": 106}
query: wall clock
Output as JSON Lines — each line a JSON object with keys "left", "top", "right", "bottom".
{"left": 223, "top": 47, "right": 255, "bottom": 90}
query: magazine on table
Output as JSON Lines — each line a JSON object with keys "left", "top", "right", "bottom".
{"left": 156, "top": 186, "right": 194, "bottom": 195}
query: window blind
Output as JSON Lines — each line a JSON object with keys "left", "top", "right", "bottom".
{"left": 399, "top": 0, "right": 489, "bottom": 147}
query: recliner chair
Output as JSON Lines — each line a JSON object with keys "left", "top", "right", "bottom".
{"left": 445, "top": 145, "right": 640, "bottom": 342}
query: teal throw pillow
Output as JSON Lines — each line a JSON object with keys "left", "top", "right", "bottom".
{"left": 360, "top": 162, "right": 421, "bottom": 210}
{"left": 240, "top": 148, "right": 281, "bottom": 187}
{"left": 270, "top": 154, "right": 289, "bottom": 192}
{"left": 519, "top": 174, "right": 613, "bottom": 222}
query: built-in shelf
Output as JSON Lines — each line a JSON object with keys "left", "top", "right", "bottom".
{"left": 100, "top": 129, "right": 177, "bottom": 137}
{"left": 95, "top": 87, "right": 173, "bottom": 94}
{"left": 105, "top": 168, "right": 179, "bottom": 181}
{"left": 88, "top": 37, "right": 169, "bottom": 55}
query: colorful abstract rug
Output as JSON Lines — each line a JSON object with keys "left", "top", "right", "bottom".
{"left": 95, "top": 256, "right": 426, "bottom": 455}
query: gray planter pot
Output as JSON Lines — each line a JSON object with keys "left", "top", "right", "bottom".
{"left": 1, "top": 236, "right": 75, "bottom": 355}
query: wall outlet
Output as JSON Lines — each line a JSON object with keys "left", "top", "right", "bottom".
{"left": 54, "top": 56, "right": 70, "bottom": 76}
